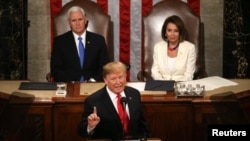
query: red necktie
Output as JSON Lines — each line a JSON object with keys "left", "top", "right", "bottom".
{"left": 117, "top": 94, "right": 129, "bottom": 134}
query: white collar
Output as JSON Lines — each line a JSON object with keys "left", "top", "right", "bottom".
{"left": 106, "top": 86, "right": 126, "bottom": 101}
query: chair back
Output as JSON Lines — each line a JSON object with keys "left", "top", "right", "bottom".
{"left": 138, "top": 0, "right": 206, "bottom": 81}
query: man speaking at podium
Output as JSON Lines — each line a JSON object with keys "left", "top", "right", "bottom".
{"left": 78, "top": 61, "right": 150, "bottom": 140}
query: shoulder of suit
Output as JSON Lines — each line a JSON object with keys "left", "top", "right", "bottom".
{"left": 155, "top": 40, "right": 166, "bottom": 46}
{"left": 181, "top": 40, "right": 195, "bottom": 46}
{"left": 86, "top": 31, "right": 104, "bottom": 38}
{"left": 125, "top": 86, "right": 140, "bottom": 93}
{"left": 87, "top": 87, "right": 106, "bottom": 99}
{"left": 54, "top": 30, "right": 72, "bottom": 39}
{"left": 154, "top": 40, "right": 167, "bottom": 49}
{"left": 179, "top": 40, "right": 195, "bottom": 49}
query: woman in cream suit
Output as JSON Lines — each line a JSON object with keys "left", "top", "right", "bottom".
{"left": 151, "top": 15, "right": 196, "bottom": 81}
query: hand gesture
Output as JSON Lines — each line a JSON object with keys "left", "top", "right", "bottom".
{"left": 87, "top": 106, "right": 100, "bottom": 128}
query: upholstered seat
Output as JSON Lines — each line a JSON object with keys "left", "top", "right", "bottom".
{"left": 137, "top": 0, "right": 207, "bottom": 81}
{"left": 47, "top": 0, "right": 112, "bottom": 82}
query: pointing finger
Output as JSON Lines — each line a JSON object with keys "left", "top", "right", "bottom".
{"left": 93, "top": 106, "right": 97, "bottom": 114}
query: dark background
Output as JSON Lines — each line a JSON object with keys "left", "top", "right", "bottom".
{"left": 0, "top": 0, "right": 28, "bottom": 80}
{"left": 223, "top": 0, "right": 250, "bottom": 78}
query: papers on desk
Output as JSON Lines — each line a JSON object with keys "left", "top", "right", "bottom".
{"left": 126, "top": 82, "right": 146, "bottom": 92}
{"left": 181, "top": 76, "right": 238, "bottom": 91}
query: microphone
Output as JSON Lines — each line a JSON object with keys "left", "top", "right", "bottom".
{"left": 120, "top": 97, "right": 127, "bottom": 110}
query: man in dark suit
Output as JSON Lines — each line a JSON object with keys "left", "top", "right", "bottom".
{"left": 50, "top": 6, "right": 110, "bottom": 82}
{"left": 78, "top": 61, "right": 150, "bottom": 140}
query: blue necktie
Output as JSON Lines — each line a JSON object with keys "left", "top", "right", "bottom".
{"left": 78, "top": 37, "right": 84, "bottom": 81}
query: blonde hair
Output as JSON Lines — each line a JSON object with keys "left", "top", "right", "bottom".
{"left": 103, "top": 61, "right": 126, "bottom": 78}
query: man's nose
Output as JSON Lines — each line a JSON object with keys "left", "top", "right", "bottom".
{"left": 114, "top": 78, "right": 122, "bottom": 84}
{"left": 76, "top": 20, "right": 80, "bottom": 25}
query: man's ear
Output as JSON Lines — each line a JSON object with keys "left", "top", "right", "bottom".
{"left": 68, "top": 19, "right": 72, "bottom": 29}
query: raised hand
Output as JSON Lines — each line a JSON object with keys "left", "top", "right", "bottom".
{"left": 87, "top": 106, "right": 100, "bottom": 128}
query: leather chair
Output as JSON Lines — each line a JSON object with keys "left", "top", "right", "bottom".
{"left": 137, "top": 0, "right": 207, "bottom": 81}
{"left": 47, "top": 0, "right": 112, "bottom": 82}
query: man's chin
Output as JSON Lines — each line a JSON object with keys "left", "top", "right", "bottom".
{"left": 114, "top": 88, "right": 124, "bottom": 94}
{"left": 74, "top": 30, "right": 84, "bottom": 35}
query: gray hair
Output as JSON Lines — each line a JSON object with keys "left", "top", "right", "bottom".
{"left": 67, "top": 6, "right": 86, "bottom": 20}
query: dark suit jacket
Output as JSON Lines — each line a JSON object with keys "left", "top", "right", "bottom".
{"left": 50, "top": 30, "right": 110, "bottom": 82}
{"left": 78, "top": 86, "right": 150, "bottom": 140}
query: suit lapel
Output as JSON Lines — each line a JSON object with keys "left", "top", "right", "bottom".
{"left": 67, "top": 31, "right": 81, "bottom": 66}
{"left": 175, "top": 43, "right": 184, "bottom": 69}
{"left": 83, "top": 32, "right": 93, "bottom": 67}
{"left": 159, "top": 43, "right": 168, "bottom": 72}
{"left": 124, "top": 88, "right": 136, "bottom": 120}
{"left": 85, "top": 31, "right": 91, "bottom": 48}
{"left": 102, "top": 88, "right": 123, "bottom": 124}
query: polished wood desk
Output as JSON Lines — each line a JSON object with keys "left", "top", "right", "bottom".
{"left": 0, "top": 79, "right": 249, "bottom": 141}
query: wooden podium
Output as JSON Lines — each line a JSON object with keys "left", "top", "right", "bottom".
{"left": 0, "top": 79, "right": 250, "bottom": 141}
